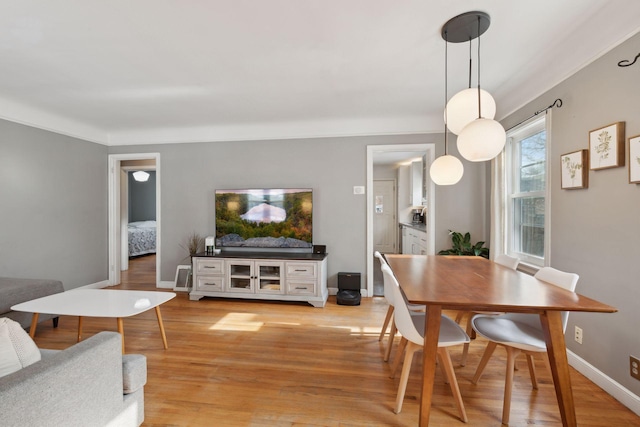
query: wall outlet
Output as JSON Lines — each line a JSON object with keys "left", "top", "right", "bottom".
{"left": 353, "top": 186, "right": 365, "bottom": 195}
{"left": 574, "top": 326, "right": 583, "bottom": 344}
{"left": 631, "top": 356, "right": 640, "bottom": 381}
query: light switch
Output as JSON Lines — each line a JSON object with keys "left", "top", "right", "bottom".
{"left": 353, "top": 186, "right": 365, "bottom": 195}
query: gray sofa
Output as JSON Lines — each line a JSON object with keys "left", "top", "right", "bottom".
{"left": 0, "top": 332, "right": 146, "bottom": 427}
{"left": 0, "top": 277, "right": 65, "bottom": 329}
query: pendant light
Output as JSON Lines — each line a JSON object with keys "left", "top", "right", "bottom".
{"left": 430, "top": 25, "right": 463, "bottom": 186}
{"left": 445, "top": 33, "right": 496, "bottom": 135}
{"left": 442, "top": 12, "right": 506, "bottom": 162}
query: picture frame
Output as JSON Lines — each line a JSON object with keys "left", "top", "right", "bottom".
{"left": 629, "top": 134, "right": 640, "bottom": 184}
{"left": 561, "top": 149, "right": 589, "bottom": 189}
{"left": 173, "top": 265, "right": 192, "bottom": 292}
{"left": 589, "top": 121, "right": 625, "bottom": 170}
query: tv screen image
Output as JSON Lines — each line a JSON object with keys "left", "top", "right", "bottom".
{"left": 215, "top": 188, "right": 313, "bottom": 249}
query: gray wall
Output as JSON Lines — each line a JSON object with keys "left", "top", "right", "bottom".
{"left": 0, "top": 120, "right": 108, "bottom": 289}
{"left": 109, "top": 133, "right": 487, "bottom": 288}
{"left": 128, "top": 171, "right": 156, "bottom": 222}
{"left": 501, "top": 32, "right": 640, "bottom": 395}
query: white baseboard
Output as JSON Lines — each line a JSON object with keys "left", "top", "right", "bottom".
{"left": 77, "top": 280, "right": 110, "bottom": 289}
{"left": 158, "top": 280, "right": 174, "bottom": 289}
{"left": 567, "top": 350, "right": 640, "bottom": 416}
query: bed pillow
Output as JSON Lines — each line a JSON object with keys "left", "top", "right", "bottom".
{"left": 128, "top": 220, "right": 156, "bottom": 228}
{"left": 0, "top": 318, "right": 41, "bottom": 378}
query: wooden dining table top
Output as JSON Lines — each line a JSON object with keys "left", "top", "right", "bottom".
{"left": 385, "top": 254, "right": 616, "bottom": 314}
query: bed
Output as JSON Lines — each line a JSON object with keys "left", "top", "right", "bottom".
{"left": 128, "top": 220, "right": 157, "bottom": 257}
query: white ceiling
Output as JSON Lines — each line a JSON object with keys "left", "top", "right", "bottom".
{"left": 1, "top": 1, "right": 639, "bottom": 146}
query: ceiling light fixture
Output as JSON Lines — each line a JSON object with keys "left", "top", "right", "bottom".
{"left": 442, "top": 11, "right": 506, "bottom": 162}
{"left": 132, "top": 171, "right": 150, "bottom": 182}
{"left": 430, "top": 24, "right": 464, "bottom": 186}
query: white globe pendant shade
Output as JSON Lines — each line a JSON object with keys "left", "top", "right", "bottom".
{"left": 429, "top": 154, "right": 464, "bottom": 185}
{"left": 445, "top": 88, "right": 496, "bottom": 135}
{"left": 457, "top": 118, "right": 506, "bottom": 162}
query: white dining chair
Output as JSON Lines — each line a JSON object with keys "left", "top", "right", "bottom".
{"left": 381, "top": 264, "right": 470, "bottom": 421}
{"left": 470, "top": 266, "right": 579, "bottom": 425}
{"left": 457, "top": 253, "right": 520, "bottom": 366}
{"left": 374, "top": 251, "right": 424, "bottom": 362}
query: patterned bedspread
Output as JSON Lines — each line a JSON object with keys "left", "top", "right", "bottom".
{"left": 128, "top": 221, "right": 156, "bottom": 257}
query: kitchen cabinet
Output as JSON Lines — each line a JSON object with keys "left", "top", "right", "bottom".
{"left": 401, "top": 225, "right": 428, "bottom": 255}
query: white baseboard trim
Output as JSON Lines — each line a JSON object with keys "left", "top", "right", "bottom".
{"left": 567, "top": 350, "right": 640, "bottom": 416}
{"left": 77, "top": 280, "right": 110, "bottom": 289}
{"left": 158, "top": 280, "right": 174, "bottom": 289}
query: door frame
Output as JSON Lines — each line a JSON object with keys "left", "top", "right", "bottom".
{"left": 366, "top": 144, "right": 435, "bottom": 297}
{"left": 108, "top": 153, "right": 161, "bottom": 287}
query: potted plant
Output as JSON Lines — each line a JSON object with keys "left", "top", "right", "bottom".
{"left": 438, "top": 230, "right": 489, "bottom": 258}
{"left": 180, "top": 232, "right": 205, "bottom": 260}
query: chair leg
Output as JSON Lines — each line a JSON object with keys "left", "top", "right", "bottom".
{"left": 379, "top": 306, "right": 394, "bottom": 341}
{"left": 460, "top": 315, "right": 474, "bottom": 366}
{"left": 390, "top": 337, "right": 408, "bottom": 379}
{"left": 454, "top": 310, "right": 464, "bottom": 324}
{"left": 525, "top": 353, "right": 539, "bottom": 389}
{"left": 384, "top": 318, "right": 397, "bottom": 362}
{"left": 52, "top": 317, "right": 59, "bottom": 328}
{"left": 502, "top": 346, "right": 521, "bottom": 425}
{"left": 471, "top": 341, "right": 498, "bottom": 384}
{"left": 394, "top": 341, "right": 420, "bottom": 414}
{"left": 438, "top": 347, "right": 468, "bottom": 423}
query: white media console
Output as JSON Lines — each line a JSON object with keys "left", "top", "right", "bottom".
{"left": 189, "top": 251, "right": 328, "bottom": 307}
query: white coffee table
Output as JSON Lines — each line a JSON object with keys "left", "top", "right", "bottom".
{"left": 12, "top": 289, "right": 176, "bottom": 353}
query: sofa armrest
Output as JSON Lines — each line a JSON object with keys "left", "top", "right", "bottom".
{"left": 122, "top": 354, "right": 147, "bottom": 394}
{"left": 0, "top": 332, "right": 126, "bottom": 427}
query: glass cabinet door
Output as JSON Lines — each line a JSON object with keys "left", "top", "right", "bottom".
{"left": 228, "top": 261, "right": 254, "bottom": 292}
{"left": 256, "top": 261, "right": 284, "bottom": 294}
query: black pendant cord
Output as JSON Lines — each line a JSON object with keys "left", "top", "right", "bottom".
{"left": 476, "top": 16, "right": 482, "bottom": 119}
{"left": 468, "top": 39, "right": 472, "bottom": 89}
{"left": 507, "top": 98, "right": 563, "bottom": 131}
{"left": 444, "top": 30, "right": 449, "bottom": 156}
{"left": 618, "top": 53, "right": 640, "bottom": 67}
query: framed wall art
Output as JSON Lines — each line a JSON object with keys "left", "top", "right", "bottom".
{"left": 561, "top": 149, "right": 588, "bottom": 189}
{"left": 629, "top": 134, "right": 640, "bottom": 184}
{"left": 589, "top": 121, "right": 625, "bottom": 170}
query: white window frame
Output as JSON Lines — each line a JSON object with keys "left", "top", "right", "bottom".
{"left": 505, "top": 114, "right": 551, "bottom": 268}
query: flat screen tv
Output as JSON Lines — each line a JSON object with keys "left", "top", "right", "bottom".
{"left": 215, "top": 188, "right": 313, "bottom": 250}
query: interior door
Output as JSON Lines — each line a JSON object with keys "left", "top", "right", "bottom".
{"left": 373, "top": 180, "right": 397, "bottom": 253}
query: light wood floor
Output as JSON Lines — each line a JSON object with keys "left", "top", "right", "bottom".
{"left": 31, "top": 255, "right": 640, "bottom": 426}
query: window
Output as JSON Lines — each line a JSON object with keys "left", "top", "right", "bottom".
{"left": 506, "top": 116, "right": 549, "bottom": 267}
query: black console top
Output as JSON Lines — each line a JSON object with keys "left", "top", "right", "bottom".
{"left": 193, "top": 251, "right": 328, "bottom": 261}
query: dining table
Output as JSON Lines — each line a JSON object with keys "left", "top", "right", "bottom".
{"left": 384, "top": 254, "right": 617, "bottom": 427}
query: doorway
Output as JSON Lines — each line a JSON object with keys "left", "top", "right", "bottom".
{"left": 108, "top": 153, "right": 161, "bottom": 287}
{"left": 366, "top": 144, "right": 436, "bottom": 297}
{"left": 373, "top": 179, "right": 396, "bottom": 253}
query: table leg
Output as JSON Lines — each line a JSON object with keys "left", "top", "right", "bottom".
{"left": 117, "top": 317, "right": 125, "bottom": 354}
{"left": 77, "top": 316, "right": 83, "bottom": 342}
{"left": 28, "top": 313, "right": 39, "bottom": 338}
{"left": 539, "top": 310, "right": 577, "bottom": 427}
{"left": 155, "top": 306, "right": 169, "bottom": 349}
{"left": 419, "top": 305, "right": 442, "bottom": 427}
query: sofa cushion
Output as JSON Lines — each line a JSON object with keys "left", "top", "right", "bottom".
{"left": 0, "top": 277, "right": 64, "bottom": 313}
{"left": 0, "top": 318, "right": 41, "bottom": 377}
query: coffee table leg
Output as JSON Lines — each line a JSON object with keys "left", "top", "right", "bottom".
{"left": 29, "top": 313, "right": 39, "bottom": 338}
{"left": 155, "top": 306, "right": 169, "bottom": 349}
{"left": 77, "top": 317, "right": 83, "bottom": 342}
{"left": 117, "top": 317, "right": 125, "bottom": 354}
